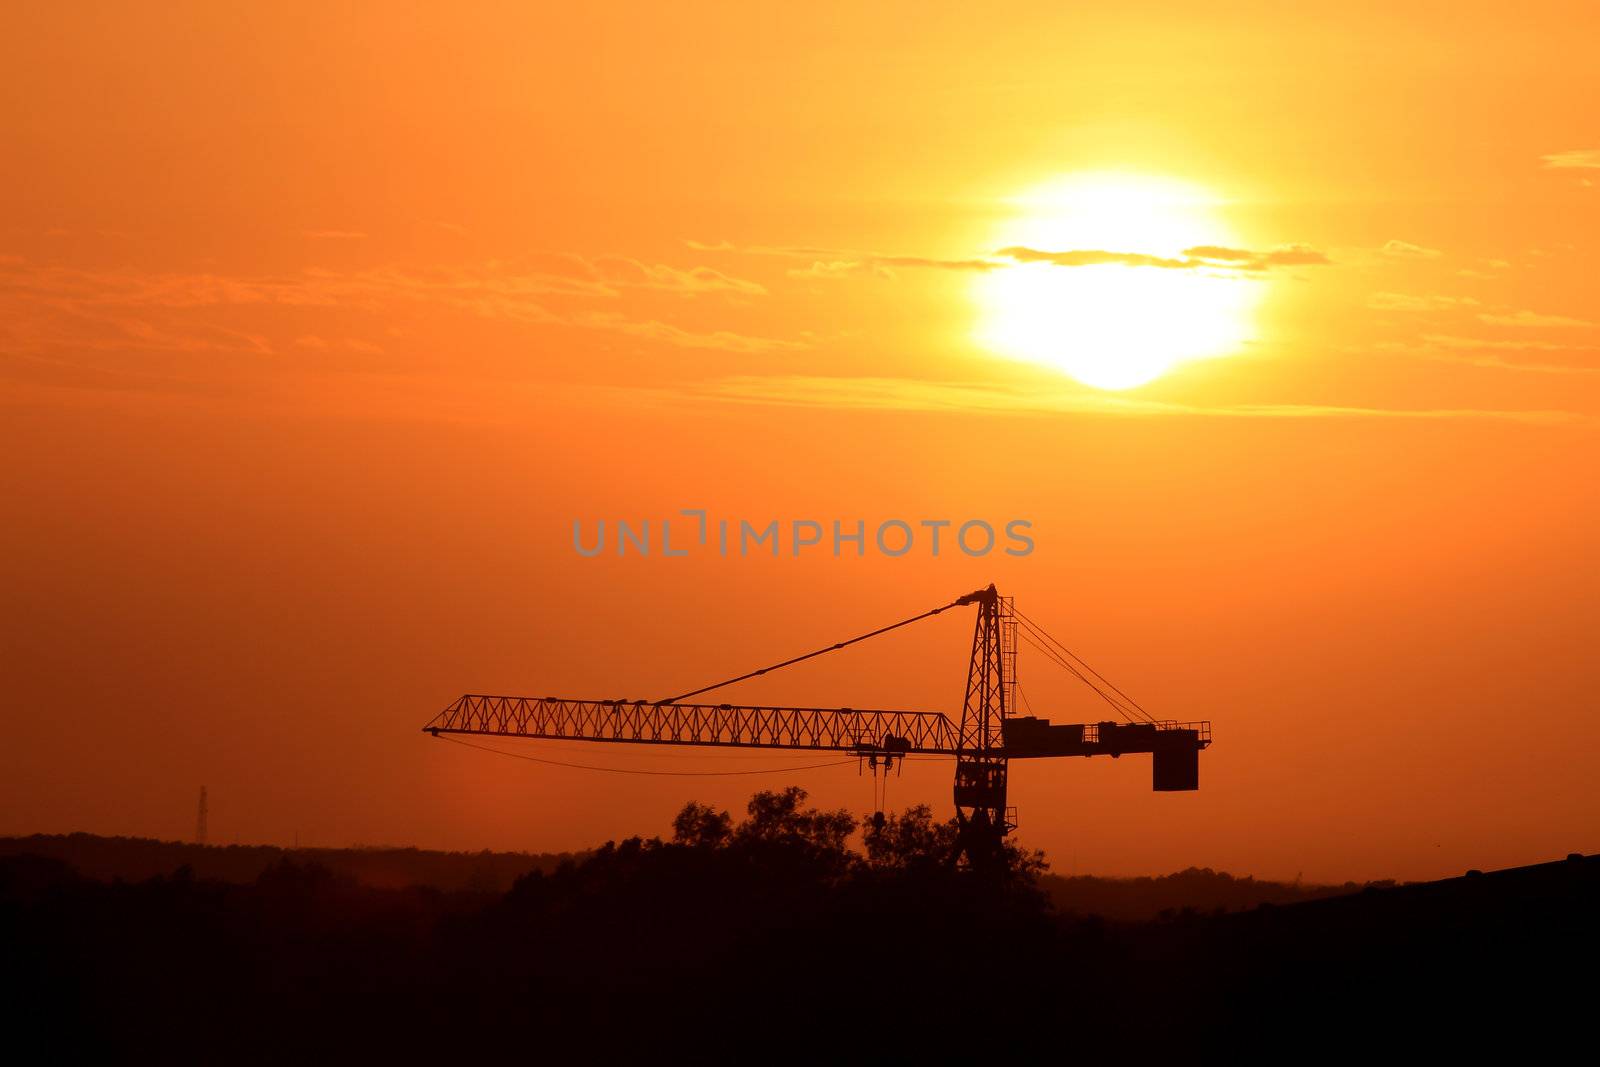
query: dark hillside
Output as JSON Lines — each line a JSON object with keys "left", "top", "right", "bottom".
{"left": 0, "top": 833, "right": 577, "bottom": 892}
{"left": 3, "top": 796, "right": 1592, "bottom": 1057}
{"left": 1039, "top": 866, "right": 1365, "bottom": 918}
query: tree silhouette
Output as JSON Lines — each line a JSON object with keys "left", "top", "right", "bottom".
{"left": 732, "top": 786, "right": 855, "bottom": 854}
{"left": 862, "top": 803, "right": 959, "bottom": 871}
{"left": 671, "top": 802, "right": 732, "bottom": 848}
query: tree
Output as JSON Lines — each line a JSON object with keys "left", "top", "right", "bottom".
{"left": 862, "top": 804, "right": 960, "bottom": 871}
{"left": 732, "top": 787, "right": 856, "bottom": 856}
{"left": 671, "top": 802, "right": 732, "bottom": 849}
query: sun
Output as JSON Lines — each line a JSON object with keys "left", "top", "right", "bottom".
{"left": 973, "top": 173, "right": 1261, "bottom": 390}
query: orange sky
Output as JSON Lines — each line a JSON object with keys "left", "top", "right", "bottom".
{"left": 3, "top": 2, "right": 1596, "bottom": 882}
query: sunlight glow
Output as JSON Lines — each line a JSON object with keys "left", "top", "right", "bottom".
{"left": 974, "top": 173, "right": 1261, "bottom": 390}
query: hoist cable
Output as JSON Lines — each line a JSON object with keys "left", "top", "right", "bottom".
{"left": 436, "top": 733, "right": 856, "bottom": 777}
{"left": 1015, "top": 626, "right": 1150, "bottom": 725}
{"left": 1021, "top": 620, "right": 1155, "bottom": 723}
{"left": 1015, "top": 608, "right": 1159, "bottom": 723}
{"left": 657, "top": 592, "right": 975, "bottom": 705}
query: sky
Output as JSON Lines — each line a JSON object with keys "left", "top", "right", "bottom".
{"left": 2, "top": 1, "right": 1596, "bottom": 883}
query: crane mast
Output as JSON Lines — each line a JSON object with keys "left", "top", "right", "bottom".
{"left": 951, "top": 585, "right": 1013, "bottom": 870}
{"left": 424, "top": 584, "right": 1211, "bottom": 871}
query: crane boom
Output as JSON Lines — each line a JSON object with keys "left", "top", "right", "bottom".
{"left": 426, "top": 694, "right": 961, "bottom": 753}
{"left": 423, "top": 693, "right": 1208, "bottom": 763}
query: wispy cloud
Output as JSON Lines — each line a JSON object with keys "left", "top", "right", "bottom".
{"left": 1368, "top": 292, "right": 1477, "bottom": 311}
{"left": 1183, "top": 244, "right": 1331, "bottom": 268}
{"left": 1541, "top": 149, "right": 1600, "bottom": 170}
{"left": 0, "top": 254, "right": 795, "bottom": 359}
{"left": 1, "top": 253, "right": 764, "bottom": 310}
{"left": 787, "top": 260, "right": 898, "bottom": 280}
{"left": 1456, "top": 259, "right": 1513, "bottom": 279}
{"left": 586, "top": 255, "right": 766, "bottom": 296}
{"left": 568, "top": 312, "right": 804, "bottom": 353}
{"left": 1417, "top": 334, "right": 1591, "bottom": 353}
{"left": 785, "top": 253, "right": 1000, "bottom": 279}
{"left": 1364, "top": 294, "right": 1592, "bottom": 329}
{"left": 999, "top": 247, "right": 1189, "bottom": 270}
{"left": 737, "top": 244, "right": 1000, "bottom": 277}
{"left": 294, "top": 335, "right": 385, "bottom": 354}
{"left": 696, "top": 239, "right": 1330, "bottom": 277}
{"left": 1382, "top": 240, "right": 1443, "bottom": 259}
{"left": 1378, "top": 335, "right": 1598, "bottom": 374}
{"left": 1477, "top": 310, "right": 1594, "bottom": 328}
{"left": 1415, "top": 351, "right": 1599, "bottom": 376}
{"left": 998, "top": 244, "right": 1330, "bottom": 272}
{"left": 681, "top": 374, "right": 1578, "bottom": 423}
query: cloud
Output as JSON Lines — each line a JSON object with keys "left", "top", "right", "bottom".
{"left": 681, "top": 374, "right": 1577, "bottom": 423}
{"left": 294, "top": 335, "right": 385, "bottom": 354}
{"left": 1477, "top": 310, "right": 1594, "bottom": 328}
{"left": 587, "top": 255, "right": 766, "bottom": 296}
{"left": 1382, "top": 240, "right": 1443, "bottom": 259}
{"left": 0, "top": 254, "right": 797, "bottom": 360}
{"left": 784, "top": 253, "right": 998, "bottom": 279}
{"left": 877, "top": 254, "right": 998, "bottom": 272}
{"left": 1368, "top": 292, "right": 1478, "bottom": 311}
{"left": 331, "top": 253, "right": 767, "bottom": 301}
{"left": 704, "top": 241, "right": 1002, "bottom": 277}
{"left": 997, "top": 244, "right": 1330, "bottom": 273}
{"left": 1541, "top": 149, "right": 1600, "bottom": 170}
{"left": 0, "top": 310, "right": 277, "bottom": 358}
{"left": 568, "top": 312, "right": 804, "bottom": 353}
{"left": 698, "top": 240, "right": 1329, "bottom": 278}
{"left": 1417, "top": 352, "right": 1599, "bottom": 376}
{"left": 1185, "top": 244, "right": 1332, "bottom": 268}
{"left": 0, "top": 253, "right": 766, "bottom": 314}
{"left": 1418, "top": 333, "right": 1591, "bottom": 353}
{"left": 1378, "top": 334, "right": 1598, "bottom": 374}
{"left": 302, "top": 230, "right": 368, "bottom": 240}
{"left": 1456, "top": 259, "right": 1514, "bottom": 279}
{"left": 999, "top": 247, "right": 1190, "bottom": 270}
{"left": 787, "top": 260, "right": 897, "bottom": 280}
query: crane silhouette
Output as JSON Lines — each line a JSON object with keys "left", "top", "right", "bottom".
{"left": 423, "top": 584, "right": 1211, "bottom": 872}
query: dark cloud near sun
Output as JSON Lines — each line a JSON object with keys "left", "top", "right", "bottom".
{"left": 698, "top": 239, "right": 1330, "bottom": 277}
{"left": 1187, "top": 244, "right": 1331, "bottom": 268}
{"left": 998, "top": 244, "right": 1331, "bottom": 272}
{"left": 999, "top": 247, "right": 1191, "bottom": 270}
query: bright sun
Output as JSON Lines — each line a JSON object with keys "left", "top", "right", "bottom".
{"left": 974, "top": 173, "right": 1261, "bottom": 390}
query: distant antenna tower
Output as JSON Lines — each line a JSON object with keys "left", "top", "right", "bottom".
{"left": 196, "top": 786, "right": 208, "bottom": 845}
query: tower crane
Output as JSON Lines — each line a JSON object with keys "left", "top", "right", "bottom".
{"left": 423, "top": 585, "right": 1211, "bottom": 871}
